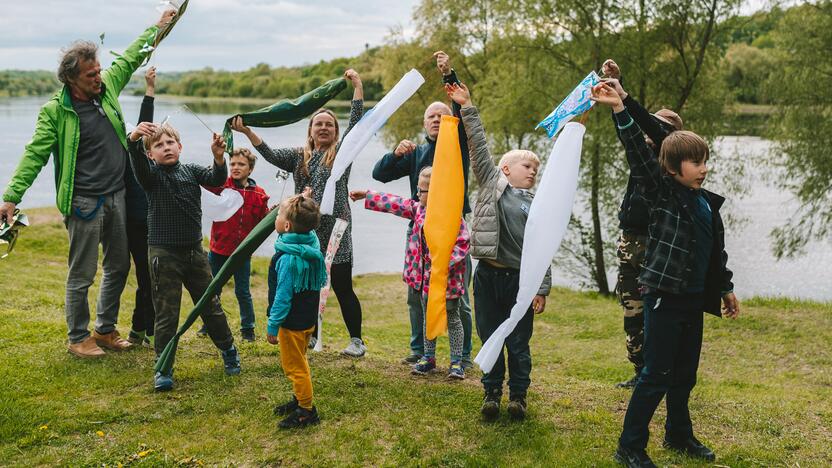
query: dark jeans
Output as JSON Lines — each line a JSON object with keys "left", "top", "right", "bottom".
{"left": 148, "top": 245, "right": 234, "bottom": 358}
{"left": 127, "top": 220, "right": 154, "bottom": 335}
{"left": 208, "top": 251, "right": 255, "bottom": 331}
{"left": 268, "top": 254, "right": 362, "bottom": 339}
{"left": 473, "top": 261, "right": 534, "bottom": 396}
{"left": 619, "top": 292, "right": 704, "bottom": 450}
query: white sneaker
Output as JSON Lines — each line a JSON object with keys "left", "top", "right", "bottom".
{"left": 341, "top": 337, "right": 366, "bottom": 357}
{"left": 308, "top": 336, "right": 317, "bottom": 350}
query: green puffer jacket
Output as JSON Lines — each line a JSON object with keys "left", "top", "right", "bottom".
{"left": 2, "top": 25, "right": 159, "bottom": 216}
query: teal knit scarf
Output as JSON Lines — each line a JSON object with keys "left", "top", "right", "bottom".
{"left": 274, "top": 231, "right": 327, "bottom": 293}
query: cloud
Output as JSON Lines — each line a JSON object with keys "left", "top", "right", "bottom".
{"left": 0, "top": 0, "right": 417, "bottom": 71}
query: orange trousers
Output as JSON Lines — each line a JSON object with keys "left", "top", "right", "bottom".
{"left": 278, "top": 326, "right": 314, "bottom": 409}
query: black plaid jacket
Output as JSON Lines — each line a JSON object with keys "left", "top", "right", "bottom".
{"left": 128, "top": 139, "right": 226, "bottom": 247}
{"left": 614, "top": 110, "right": 733, "bottom": 316}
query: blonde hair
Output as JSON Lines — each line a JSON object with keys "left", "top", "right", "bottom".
{"left": 418, "top": 165, "right": 432, "bottom": 182}
{"left": 301, "top": 109, "right": 340, "bottom": 177}
{"left": 231, "top": 147, "right": 257, "bottom": 169}
{"left": 143, "top": 124, "right": 181, "bottom": 151}
{"left": 498, "top": 149, "right": 540, "bottom": 169}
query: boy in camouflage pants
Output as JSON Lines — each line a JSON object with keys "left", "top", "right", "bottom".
{"left": 602, "top": 59, "right": 684, "bottom": 388}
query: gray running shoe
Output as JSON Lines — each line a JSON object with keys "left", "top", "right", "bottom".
{"left": 341, "top": 337, "right": 366, "bottom": 357}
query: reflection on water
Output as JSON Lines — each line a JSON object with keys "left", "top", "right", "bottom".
{"left": 1, "top": 96, "right": 829, "bottom": 301}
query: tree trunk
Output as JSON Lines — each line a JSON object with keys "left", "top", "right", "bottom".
{"left": 590, "top": 141, "right": 611, "bottom": 295}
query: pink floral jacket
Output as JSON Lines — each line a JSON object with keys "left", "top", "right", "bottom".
{"left": 364, "top": 190, "right": 469, "bottom": 299}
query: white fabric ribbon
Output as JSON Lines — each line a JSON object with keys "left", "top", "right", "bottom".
{"left": 200, "top": 187, "right": 244, "bottom": 222}
{"left": 474, "top": 122, "right": 586, "bottom": 373}
{"left": 320, "top": 69, "right": 425, "bottom": 215}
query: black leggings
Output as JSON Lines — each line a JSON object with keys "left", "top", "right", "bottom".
{"left": 329, "top": 262, "right": 362, "bottom": 339}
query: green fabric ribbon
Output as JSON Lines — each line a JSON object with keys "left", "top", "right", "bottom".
{"left": 274, "top": 232, "right": 327, "bottom": 293}
{"left": 222, "top": 77, "right": 347, "bottom": 154}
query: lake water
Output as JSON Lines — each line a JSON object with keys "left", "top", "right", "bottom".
{"left": 1, "top": 95, "right": 829, "bottom": 301}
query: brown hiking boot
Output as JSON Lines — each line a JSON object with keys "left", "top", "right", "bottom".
{"left": 93, "top": 330, "right": 134, "bottom": 351}
{"left": 68, "top": 336, "right": 106, "bottom": 358}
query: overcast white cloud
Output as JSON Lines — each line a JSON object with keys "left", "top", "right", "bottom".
{"left": 0, "top": 0, "right": 419, "bottom": 71}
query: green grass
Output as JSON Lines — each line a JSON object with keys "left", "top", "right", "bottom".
{"left": 1, "top": 208, "right": 831, "bottom": 466}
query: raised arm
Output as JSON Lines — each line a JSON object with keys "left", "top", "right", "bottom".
{"left": 343, "top": 69, "right": 364, "bottom": 135}
{"left": 126, "top": 122, "right": 159, "bottom": 191}
{"left": 372, "top": 141, "right": 416, "bottom": 183}
{"left": 591, "top": 83, "right": 662, "bottom": 200}
{"left": 103, "top": 10, "right": 176, "bottom": 95}
{"left": 447, "top": 83, "right": 499, "bottom": 188}
{"left": 137, "top": 67, "right": 156, "bottom": 124}
{"left": 229, "top": 116, "right": 299, "bottom": 173}
{"left": 194, "top": 133, "right": 229, "bottom": 187}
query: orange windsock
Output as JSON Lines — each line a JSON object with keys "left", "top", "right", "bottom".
{"left": 424, "top": 114, "right": 464, "bottom": 340}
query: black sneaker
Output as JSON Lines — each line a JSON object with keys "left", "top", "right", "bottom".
{"left": 614, "top": 445, "right": 657, "bottom": 468}
{"left": 662, "top": 436, "right": 716, "bottom": 461}
{"left": 196, "top": 325, "right": 208, "bottom": 337}
{"left": 616, "top": 373, "right": 640, "bottom": 389}
{"left": 241, "top": 329, "right": 255, "bottom": 342}
{"left": 273, "top": 396, "right": 299, "bottom": 416}
{"left": 278, "top": 406, "right": 320, "bottom": 429}
{"left": 480, "top": 388, "right": 502, "bottom": 421}
{"left": 401, "top": 353, "right": 422, "bottom": 364}
{"left": 507, "top": 394, "right": 527, "bottom": 420}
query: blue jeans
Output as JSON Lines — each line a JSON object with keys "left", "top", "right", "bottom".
{"left": 208, "top": 251, "right": 255, "bottom": 331}
{"left": 619, "top": 292, "right": 704, "bottom": 450}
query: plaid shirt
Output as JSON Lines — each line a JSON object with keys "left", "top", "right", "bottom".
{"left": 614, "top": 109, "right": 733, "bottom": 316}
{"left": 128, "top": 139, "right": 226, "bottom": 247}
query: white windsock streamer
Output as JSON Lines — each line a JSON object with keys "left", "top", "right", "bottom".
{"left": 474, "top": 122, "right": 586, "bottom": 373}
{"left": 201, "top": 187, "right": 244, "bottom": 222}
{"left": 320, "top": 69, "right": 425, "bottom": 215}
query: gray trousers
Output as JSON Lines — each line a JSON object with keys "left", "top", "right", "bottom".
{"left": 63, "top": 189, "right": 130, "bottom": 344}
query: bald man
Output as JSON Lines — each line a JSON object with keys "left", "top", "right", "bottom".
{"left": 372, "top": 51, "right": 473, "bottom": 369}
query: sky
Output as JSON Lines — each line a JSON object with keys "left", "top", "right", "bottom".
{"left": 0, "top": 0, "right": 420, "bottom": 71}
{"left": 0, "top": 0, "right": 776, "bottom": 73}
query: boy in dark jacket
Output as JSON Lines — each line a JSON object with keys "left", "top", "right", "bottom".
{"left": 128, "top": 122, "right": 241, "bottom": 392}
{"left": 601, "top": 59, "right": 685, "bottom": 389}
{"left": 591, "top": 83, "right": 740, "bottom": 468}
{"left": 202, "top": 147, "right": 270, "bottom": 342}
{"left": 267, "top": 192, "right": 327, "bottom": 429}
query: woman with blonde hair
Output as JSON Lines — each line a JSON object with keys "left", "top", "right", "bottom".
{"left": 231, "top": 69, "right": 367, "bottom": 357}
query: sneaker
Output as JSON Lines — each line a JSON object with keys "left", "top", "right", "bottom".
{"left": 241, "top": 329, "right": 255, "bottom": 342}
{"left": 278, "top": 406, "right": 320, "bottom": 429}
{"left": 616, "top": 374, "right": 640, "bottom": 389}
{"left": 341, "top": 337, "right": 366, "bottom": 357}
{"left": 401, "top": 353, "right": 422, "bottom": 364}
{"left": 480, "top": 388, "right": 502, "bottom": 421}
{"left": 461, "top": 357, "right": 474, "bottom": 370}
{"left": 411, "top": 356, "right": 436, "bottom": 375}
{"left": 614, "top": 445, "right": 657, "bottom": 468}
{"left": 67, "top": 336, "right": 106, "bottom": 358}
{"left": 196, "top": 325, "right": 208, "bottom": 337}
{"left": 308, "top": 336, "right": 317, "bottom": 350}
{"left": 127, "top": 329, "right": 146, "bottom": 345}
{"left": 507, "top": 394, "right": 527, "bottom": 420}
{"left": 221, "top": 345, "right": 241, "bottom": 375}
{"left": 273, "top": 396, "right": 299, "bottom": 416}
{"left": 93, "top": 330, "right": 134, "bottom": 351}
{"left": 662, "top": 435, "right": 716, "bottom": 461}
{"left": 447, "top": 361, "right": 465, "bottom": 380}
{"left": 154, "top": 372, "right": 174, "bottom": 392}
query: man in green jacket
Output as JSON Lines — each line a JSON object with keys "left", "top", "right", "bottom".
{"left": 0, "top": 9, "right": 178, "bottom": 358}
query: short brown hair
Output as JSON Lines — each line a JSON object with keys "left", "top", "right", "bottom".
{"left": 231, "top": 147, "right": 257, "bottom": 169}
{"left": 654, "top": 108, "right": 683, "bottom": 131}
{"left": 143, "top": 124, "right": 181, "bottom": 151}
{"left": 57, "top": 41, "right": 98, "bottom": 85}
{"left": 659, "top": 130, "right": 709, "bottom": 175}
{"left": 282, "top": 194, "right": 321, "bottom": 233}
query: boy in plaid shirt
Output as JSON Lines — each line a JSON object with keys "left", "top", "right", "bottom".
{"left": 591, "top": 83, "right": 740, "bottom": 468}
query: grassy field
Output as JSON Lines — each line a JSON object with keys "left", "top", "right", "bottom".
{"left": 1, "top": 208, "right": 830, "bottom": 467}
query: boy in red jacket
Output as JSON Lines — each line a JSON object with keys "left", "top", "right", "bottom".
{"left": 202, "top": 147, "right": 270, "bottom": 341}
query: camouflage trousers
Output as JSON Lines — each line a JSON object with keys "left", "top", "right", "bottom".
{"left": 615, "top": 232, "right": 648, "bottom": 372}
{"left": 148, "top": 245, "right": 234, "bottom": 358}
